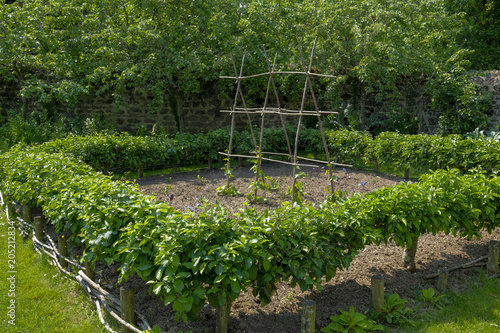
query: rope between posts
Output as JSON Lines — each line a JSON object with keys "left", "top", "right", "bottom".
{"left": 0, "top": 191, "right": 152, "bottom": 332}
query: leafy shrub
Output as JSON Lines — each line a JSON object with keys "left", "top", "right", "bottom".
{"left": 375, "top": 293, "right": 413, "bottom": 325}
{"left": 321, "top": 307, "right": 383, "bottom": 333}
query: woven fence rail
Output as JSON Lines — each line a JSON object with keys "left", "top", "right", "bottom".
{"left": 0, "top": 191, "right": 152, "bottom": 333}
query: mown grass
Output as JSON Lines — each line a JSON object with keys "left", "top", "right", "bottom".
{"left": 392, "top": 274, "right": 500, "bottom": 332}
{"left": 0, "top": 211, "right": 107, "bottom": 333}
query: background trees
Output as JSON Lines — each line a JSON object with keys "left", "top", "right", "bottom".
{"left": 0, "top": 0, "right": 494, "bottom": 134}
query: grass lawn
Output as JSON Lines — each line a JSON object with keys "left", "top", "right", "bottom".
{"left": 396, "top": 275, "right": 500, "bottom": 332}
{"left": 0, "top": 211, "right": 107, "bottom": 333}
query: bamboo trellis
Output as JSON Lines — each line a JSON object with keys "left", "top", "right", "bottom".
{"left": 219, "top": 37, "right": 352, "bottom": 200}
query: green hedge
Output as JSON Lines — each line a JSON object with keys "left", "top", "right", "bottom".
{"left": 2, "top": 148, "right": 500, "bottom": 320}
{"left": 20, "top": 128, "right": 500, "bottom": 178}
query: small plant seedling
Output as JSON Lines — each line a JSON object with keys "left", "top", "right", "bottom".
{"left": 420, "top": 288, "right": 446, "bottom": 309}
{"left": 375, "top": 292, "right": 413, "bottom": 325}
{"left": 216, "top": 184, "right": 241, "bottom": 196}
{"left": 162, "top": 184, "right": 172, "bottom": 194}
{"left": 197, "top": 174, "right": 205, "bottom": 185}
{"left": 321, "top": 306, "right": 384, "bottom": 333}
{"left": 358, "top": 181, "right": 367, "bottom": 190}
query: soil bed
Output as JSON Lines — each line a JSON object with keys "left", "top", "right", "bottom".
{"left": 99, "top": 163, "right": 500, "bottom": 333}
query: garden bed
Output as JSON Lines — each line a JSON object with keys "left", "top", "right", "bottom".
{"left": 88, "top": 163, "right": 500, "bottom": 333}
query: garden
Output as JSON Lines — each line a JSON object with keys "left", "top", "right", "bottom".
{"left": 1, "top": 1, "right": 500, "bottom": 332}
{"left": 2, "top": 127, "right": 500, "bottom": 332}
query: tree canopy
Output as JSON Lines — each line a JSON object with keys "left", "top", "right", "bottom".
{"left": 0, "top": 0, "right": 493, "bottom": 133}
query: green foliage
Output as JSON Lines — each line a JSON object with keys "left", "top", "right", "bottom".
{"left": 0, "top": 0, "right": 490, "bottom": 131}
{"left": 430, "top": 73, "right": 492, "bottom": 134}
{"left": 420, "top": 288, "right": 446, "bottom": 309}
{"left": 320, "top": 307, "right": 384, "bottom": 333}
{"left": 0, "top": 149, "right": 375, "bottom": 321}
{"left": 375, "top": 293, "right": 413, "bottom": 325}
{"left": 326, "top": 129, "right": 372, "bottom": 163}
{"left": 445, "top": 0, "right": 500, "bottom": 70}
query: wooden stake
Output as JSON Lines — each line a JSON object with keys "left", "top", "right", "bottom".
{"left": 300, "top": 300, "right": 316, "bottom": 333}
{"left": 34, "top": 216, "right": 43, "bottom": 242}
{"left": 6, "top": 199, "right": 15, "bottom": 219}
{"left": 371, "top": 275, "right": 385, "bottom": 312}
{"left": 85, "top": 261, "right": 95, "bottom": 282}
{"left": 23, "top": 205, "right": 32, "bottom": 223}
{"left": 404, "top": 167, "right": 410, "bottom": 180}
{"left": 120, "top": 286, "right": 136, "bottom": 333}
{"left": 172, "top": 161, "right": 178, "bottom": 174}
{"left": 58, "top": 235, "right": 68, "bottom": 269}
{"left": 218, "top": 154, "right": 223, "bottom": 168}
{"left": 488, "top": 240, "right": 500, "bottom": 275}
{"left": 238, "top": 156, "right": 243, "bottom": 166}
{"left": 437, "top": 268, "right": 449, "bottom": 291}
{"left": 138, "top": 165, "right": 144, "bottom": 178}
{"left": 215, "top": 296, "right": 232, "bottom": 333}
{"left": 208, "top": 156, "right": 213, "bottom": 169}
{"left": 373, "top": 158, "right": 379, "bottom": 172}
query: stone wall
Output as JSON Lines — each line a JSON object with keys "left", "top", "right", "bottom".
{"left": 474, "top": 70, "right": 500, "bottom": 130}
{"left": 1, "top": 71, "right": 500, "bottom": 134}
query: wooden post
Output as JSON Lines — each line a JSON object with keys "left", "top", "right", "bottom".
{"left": 402, "top": 236, "right": 419, "bottom": 273}
{"left": 404, "top": 167, "right": 410, "bottom": 180}
{"left": 300, "top": 300, "right": 316, "bottom": 333}
{"left": 437, "top": 268, "right": 449, "bottom": 291}
{"left": 218, "top": 154, "right": 223, "bottom": 168}
{"left": 172, "top": 161, "right": 178, "bottom": 174}
{"left": 23, "top": 205, "right": 32, "bottom": 223}
{"left": 373, "top": 158, "right": 379, "bottom": 172}
{"left": 34, "top": 216, "right": 43, "bottom": 241}
{"left": 371, "top": 275, "right": 385, "bottom": 312}
{"left": 208, "top": 156, "right": 213, "bottom": 169}
{"left": 488, "top": 240, "right": 500, "bottom": 276}
{"left": 6, "top": 199, "right": 15, "bottom": 220}
{"left": 238, "top": 156, "right": 243, "bottom": 167}
{"left": 85, "top": 261, "right": 95, "bottom": 281}
{"left": 138, "top": 165, "right": 144, "bottom": 178}
{"left": 58, "top": 235, "right": 68, "bottom": 269}
{"left": 120, "top": 286, "right": 136, "bottom": 333}
{"left": 215, "top": 296, "right": 232, "bottom": 333}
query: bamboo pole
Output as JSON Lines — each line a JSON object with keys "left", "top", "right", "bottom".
{"left": 220, "top": 70, "right": 337, "bottom": 80}
{"left": 220, "top": 109, "right": 338, "bottom": 115}
{"left": 218, "top": 152, "right": 320, "bottom": 168}
{"left": 224, "top": 52, "right": 245, "bottom": 188}
{"left": 231, "top": 52, "right": 258, "bottom": 153}
{"left": 371, "top": 275, "right": 385, "bottom": 312}
{"left": 300, "top": 300, "right": 316, "bottom": 333}
{"left": 263, "top": 48, "right": 293, "bottom": 162}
